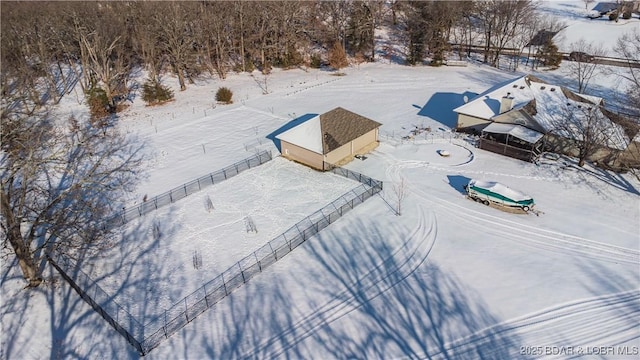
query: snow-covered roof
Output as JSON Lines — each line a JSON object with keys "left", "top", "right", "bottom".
{"left": 483, "top": 122, "right": 544, "bottom": 144}
{"left": 592, "top": 2, "right": 618, "bottom": 14}
{"left": 454, "top": 76, "right": 535, "bottom": 120}
{"left": 529, "top": 82, "right": 628, "bottom": 150}
{"left": 275, "top": 107, "right": 381, "bottom": 155}
{"left": 275, "top": 115, "right": 323, "bottom": 153}
{"left": 455, "top": 75, "right": 630, "bottom": 150}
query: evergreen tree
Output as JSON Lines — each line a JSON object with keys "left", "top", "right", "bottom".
{"left": 539, "top": 39, "right": 562, "bottom": 68}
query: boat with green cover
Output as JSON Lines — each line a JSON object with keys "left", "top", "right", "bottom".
{"left": 465, "top": 179, "right": 535, "bottom": 211}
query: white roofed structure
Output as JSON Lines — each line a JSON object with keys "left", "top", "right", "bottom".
{"left": 275, "top": 115, "right": 323, "bottom": 154}
{"left": 274, "top": 107, "right": 382, "bottom": 171}
{"left": 454, "top": 74, "right": 633, "bottom": 164}
{"left": 482, "top": 123, "right": 544, "bottom": 144}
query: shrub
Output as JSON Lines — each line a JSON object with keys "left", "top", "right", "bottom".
{"left": 233, "top": 59, "right": 255, "bottom": 73}
{"left": 86, "top": 85, "right": 110, "bottom": 119}
{"left": 142, "top": 79, "right": 174, "bottom": 105}
{"left": 216, "top": 87, "right": 233, "bottom": 104}
{"left": 310, "top": 54, "right": 322, "bottom": 68}
{"left": 328, "top": 42, "right": 348, "bottom": 71}
{"left": 609, "top": 11, "right": 619, "bottom": 21}
{"left": 276, "top": 46, "right": 304, "bottom": 69}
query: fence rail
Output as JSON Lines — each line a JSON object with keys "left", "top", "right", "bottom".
{"left": 48, "top": 162, "right": 382, "bottom": 356}
{"left": 47, "top": 254, "right": 145, "bottom": 355}
{"left": 140, "top": 168, "right": 383, "bottom": 354}
{"left": 106, "top": 150, "right": 272, "bottom": 228}
{"left": 479, "top": 138, "right": 537, "bottom": 162}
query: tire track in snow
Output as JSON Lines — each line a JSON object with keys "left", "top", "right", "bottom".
{"left": 382, "top": 154, "right": 640, "bottom": 359}
{"left": 422, "top": 189, "right": 639, "bottom": 265}
{"left": 242, "top": 203, "right": 438, "bottom": 359}
{"left": 384, "top": 159, "right": 639, "bottom": 266}
{"left": 404, "top": 289, "right": 640, "bottom": 360}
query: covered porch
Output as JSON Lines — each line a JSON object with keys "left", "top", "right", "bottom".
{"left": 479, "top": 123, "right": 544, "bottom": 162}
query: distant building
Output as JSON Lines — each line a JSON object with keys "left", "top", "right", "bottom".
{"left": 275, "top": 107, "right": 381, "bottom": 171}
{"left": 527, "top": 30, "right": 558, "bottom": 47}
{"left": 592, "top": 2, "right": 619, "bottom": 15}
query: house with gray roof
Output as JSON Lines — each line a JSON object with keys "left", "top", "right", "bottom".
{"left": 275, "top": 107, "right": 382, "bottom": 171}
{"left": 453, "top": 75, "right": 634, "bottom": 166}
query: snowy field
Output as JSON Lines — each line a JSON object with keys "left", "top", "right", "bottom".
{"left": 84, "top": 157, "right": 359, "bottom": 317}
{"left": 2, "top": 2, "right": 639, "bottom": 360}
{"left": 537, "top": 1, "right": 640, "bottom": 56}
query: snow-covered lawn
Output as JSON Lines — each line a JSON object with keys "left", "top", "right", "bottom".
{"left": 142, "top": 138, "right": 638, "bottom": 359}
{"left": 84, "top": 157, "right": 359, "bottom": 318}
{"left": 2, "top": 2, "right": 639, "bottom": 359}
{"left": 538, "top": 1, "right": 640, "bottom": 56}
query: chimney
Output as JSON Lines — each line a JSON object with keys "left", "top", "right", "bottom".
{"left": 500, "top": 93, "right": 514, "bottom": 114}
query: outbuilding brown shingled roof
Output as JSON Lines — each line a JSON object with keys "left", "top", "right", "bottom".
{"left": 320, "top": 107, "right": 382, "bottom": 154}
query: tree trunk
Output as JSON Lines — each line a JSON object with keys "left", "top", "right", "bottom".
{"left": 175, "top": 63, "right": 186, "bottom": 91}
{"left": 1, "top": 188, "right": 42, "bottom": 287}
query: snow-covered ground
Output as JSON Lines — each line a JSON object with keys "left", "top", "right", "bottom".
{"left": 539, "top": 1, "right": 640, "bottom": 56}
{"left": 2, "top": 2, "right": 639, "bottom": 359}
{"left": 85, "top": 157, "right": 359, "bottom": 317}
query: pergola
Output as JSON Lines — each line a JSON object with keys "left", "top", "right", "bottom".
{"left": 480, "top": 123, "right": 545, "bottom": 162}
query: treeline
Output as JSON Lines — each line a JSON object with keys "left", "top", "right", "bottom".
{"left": 1, "top": 1, "right": 563, "bottom": 113}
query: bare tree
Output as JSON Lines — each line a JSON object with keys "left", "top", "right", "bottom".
{"left": 401, "top": 1, "right": 428, "bottom": 65}
{"left": 155, "top": 2, "right": 196, "bottom": 90}
{"left": 613, "top": 28, "right": 640, "bottom": 114}
{"left": 476, "top": 0, "right": 537, "bottom": 68}
{"left": 80, "top": 32, "right": 130, "bottom": 112}
{"left": 198, "top": 2, "right": 233, "bottom": 79}
{"left": 566, "top": 39, "right": 605, "bottom": 93}
{"left": 131, "top": 2, "right": 164, "bottom": 84}
{"left": 451, "top": 2, "right": 479, "bottom": 60}
{"left": 583, "top": 0, "right": 595, "bottom": 10}
{"left": 392, "top": 177, "right": 408, "bottom": 216}
{"left": 234, "top": 0, "right": 249, "bottom": 72}
{"left": 1, "top": 2, "right": 75, "bottom": 106}
{"left": 319, "top": 1, "right": 351, "bottom": 50}
{"left": 1, "top": 105, "right": 144, "bottom": 287}
{"left": 346, "top": 1, "right": 385, "bottom": 61}
{"left": 549, "top": 103, "right": 621, "bottom": 167}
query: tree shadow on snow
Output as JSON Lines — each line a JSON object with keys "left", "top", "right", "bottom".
{"left": 297, "top": 217, "right": 525, "bottom": 359}
{"left": 0, "top": 215, "right": 171, "bottom": 359}
{"left": 159, "top": 254, "right": 301, "bottom": 360}
{"left": 571, "top": 257, "right": 640, "bottom": 347}
{"left": 266, "top": 113, "right": 318, "bottom": 153}
{"left": 37, "top": 208, "right": 180, "bottom": 359}
{"left": 200, "top": 209, "right": 527, "bottom": 359}
{"left": 0, "top": 257, "right": 43, "bottom": 360}
{"left": 535, "top": 154, "right": 640, "bottom": 197}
